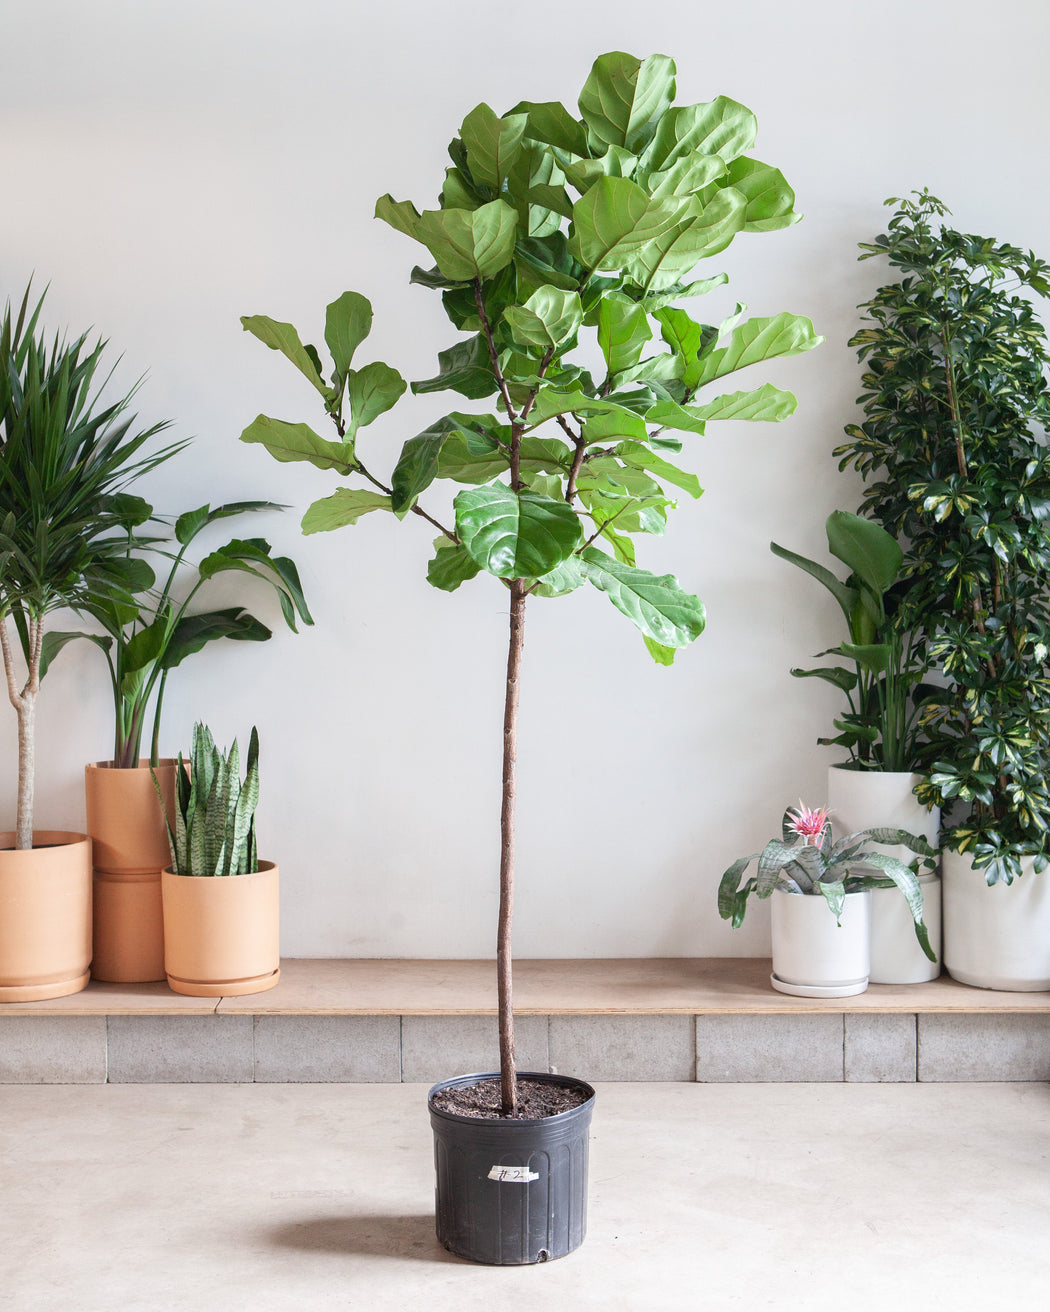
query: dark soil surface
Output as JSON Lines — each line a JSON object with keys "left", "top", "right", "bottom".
{"left": 431, "top": 1077, "right": 589, "bottom": 1121}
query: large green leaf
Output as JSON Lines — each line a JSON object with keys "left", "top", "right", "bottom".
{"left": 173, "top": 501, "right": 279, "bottom": 548}
{"left": 577, "top": 51, "right": 676, "bottom": 154}
{"left": 374, "top": 194, "right": 422, "bottom": 239}
{"left": 426, "top": 538, "right": 482, "bottom": 592}
{"left": 390, "top": 417, "right": 459, "bottom": 512}
{"left": 455, "top": 485, "right": 582, "bottom": 579}
{"left": 825, "top": 509, "right": 902, "bottom": 596}
{"left": 770, "top": 541, "right": 857, "bottom": 621}
{"left": 39, "top": 630, "right": 111, "bottom": 681}
{"left": 616, "top": 441, "right": 702, "bottom": 497}
{"left": 412, "top": 335, "right": 497, "bottom": 400}
{"left": 642, "top": 96, "right": 758, "bottom": 172}
{"left": 646, "top": 153, "right": 726, "bottom": 200}
{"left": 240, "top": 316, "right": 333, "bottom": 399}
{"left": 415, "top": 200, "right": 518, "bottom": 281}
{"left": 346, "top": 361, "right": 406, "bottom": 430}
{"left": 725, "top": 157, "right": 800, "bottom": 233}
{"left": 160, "top": 608, "right": 271, "bottom": 671}
{"left": 625, "top": 189, "right": 747, "bottom": 289}
{"left": 568, "top": 177, "right": 684, "bottom": 272}
{"left": 459, "top": 104, "right": 527, "bottom": 189}
{"left": 579, "top": 546, "right": 705, "bottom": 648}
{"left": 301, "top": 489, "right": 392, "bottom": 534}
{"left": 240, "top": 414, "right": 356, "bottom": 474}
{"left": 688, "top": 382, "right": 798, "bottom": 423}
{"left": 503, "top": 287, "right": 583, "bottom": 350}
{"left": 197, "top": 539, "right": 313, "bottom": 629}
{"left": 597, "top": 293, "right": 652, "bottom": 376}
{"left": 324, "top": 292, "right": 373, "bottom": 383}
{"left": 694, "top": 313, "right": 822, "bottom": 387}
{"left": 527, "top": 383, "right": 647, "bottom": 429}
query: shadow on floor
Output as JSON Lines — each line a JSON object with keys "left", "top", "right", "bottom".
{"left": 268, "top": 1214, "right": 458, "bottom": 1264}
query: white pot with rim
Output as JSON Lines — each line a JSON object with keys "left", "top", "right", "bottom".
{"left": 770, "top": 887, "right": 871, "bottom": 998}
{"left": 827, "top": 766, "right": 941, "bottom": 984}
{"left": 942, "top": 851, "right": 1050, "bottom": 991}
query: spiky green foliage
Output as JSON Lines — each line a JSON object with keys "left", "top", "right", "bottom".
{"left": 0, "top": 282, "right": 182, "bottom": 845}
{"left": 835, "top": 191, "right": 1050, "bottom": 884}
{"left": 717, "top": 805, "right": 937, "bottom": 959}
{"left": 158, "top": 723, "right": 260, "bottom": 877}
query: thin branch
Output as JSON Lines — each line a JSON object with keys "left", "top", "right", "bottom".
{"left": 519, "top": 348, "right": 555, "bottom": 426}
{"left": 474, "top": 280, "right": 519, "bottom": 426}
{"left": 579, "top": 503, "right": 631, "bottom": 551}
{"left": 0, "top": 615, "right": 24, "bottom": 711}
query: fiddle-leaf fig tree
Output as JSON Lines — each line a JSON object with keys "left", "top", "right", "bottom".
{"left": 240, "top": 51, "right": 821, "bottom": 1114}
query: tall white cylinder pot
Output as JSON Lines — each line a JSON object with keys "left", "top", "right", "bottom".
{"left": 827, "top": 766, "right": 941, "bottom": 984}
{"left": 770, "top": 888, "right": 871, "bottom": 998}
{"left": 942, "top": 851, "right": 1050, "bottom": 991}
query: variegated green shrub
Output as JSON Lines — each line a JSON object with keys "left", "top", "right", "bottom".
{"left": 156, "top": 723, "right": 260, "bottom": 877}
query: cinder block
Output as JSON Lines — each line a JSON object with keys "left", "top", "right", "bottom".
{"left": 107, "top": 1015, "right": 253, "bottom": 1083}
{"left": 918, "top": 1014, "right": 1050, "bottom": 1081}
{"left": 697, "top": 1014, "right": 844, "bottom": 1082}
{"left": 254, "top": 1015, "right": 401, "bottom": 1082}
{"left": 0, "top": 1017, "right": 107, "bottom": 1083}
{"left": 549, "top": 1015, "right": 694, "bottom": 1081}
{"left": 845, "top": 1014, "right": 917, "bottom": 1082}
{"left": 401, "top": 1014, "right": 548, "bottom": 1083}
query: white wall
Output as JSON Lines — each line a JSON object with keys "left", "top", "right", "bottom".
{"left": 2, "top": 0, "right": 1048, "bottom": 958}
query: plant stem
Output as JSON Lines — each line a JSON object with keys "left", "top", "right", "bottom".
{"left": 0, "top": 613, "right": 40, "bottom": 848}
{"left": 498, "top": 578, "right": 527, "bottom": 1116}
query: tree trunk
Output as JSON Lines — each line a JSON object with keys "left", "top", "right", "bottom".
{"left": 498, "top": 578, "right": 528, "bottom": 1116}
{"left": 15, "top": 693, "right": 35, "bottom": 849}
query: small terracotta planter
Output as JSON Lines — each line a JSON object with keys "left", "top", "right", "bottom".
{"left": 0, "top": 831, "right": 92, "bottom": 1002}
{"left": 85, "top": 761, "right": 177, "bottom": 983}
{"left": 161, "top": 862, "right": 280, "bottom": 997}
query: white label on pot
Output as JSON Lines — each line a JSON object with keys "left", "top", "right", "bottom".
{"left": 488, "top": 1165, "right": 538, "bottom": 1183}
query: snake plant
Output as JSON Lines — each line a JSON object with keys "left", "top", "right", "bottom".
{"left": 156, "top": 723, "right": 260, "bottom": 876}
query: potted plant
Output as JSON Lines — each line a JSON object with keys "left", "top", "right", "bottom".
{"left": 0, "top": 284, "right": 178, "bottom": 1001}
{"left": 835, "top": 190, "right": 1050, "bottom": 990}
{"left": 240, "top": 50, "right": 820, "bottom": 1262}
{"left": 63, "top": 498, "right": 312, "bottom": 982}
{"left": 771, "top": 509, "right": 942, "bottom": 982}
{"left": 718, "top": 803, "right": 937, "bottom": 996}
{"left": 156, "top": 722, "right": 279, "bottom": 996}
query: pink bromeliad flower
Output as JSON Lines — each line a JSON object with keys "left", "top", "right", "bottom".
{"left": 789, "top": 802, "right": 830, "bottom": 846}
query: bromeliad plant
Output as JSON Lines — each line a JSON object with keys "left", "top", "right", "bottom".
{"left": 53, "top": 500, "right": 312, "bottom": 768}
{"left": 157, "top": 722, "right": 260, "bottom": 877}
{"left": 771, "top": 509, "right": 924, "bottom": 771}
{"left": 836, "top": 191, "right": 1050, "bottom": 883}
{"left": 240, "top": 51, "right": 821, "bottom": 1113}
{"left": 0, "top": 284, "right": 181, "bottom": 848}
{"left": 718, "top": 802, "right": 937, "bottom": 958}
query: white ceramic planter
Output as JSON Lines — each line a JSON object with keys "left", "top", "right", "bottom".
{"left": 942, "top": 851, "right": 1050, "bottom": 991}
{"left": 770, "top": 888, "right": 871, "bottom": 997}
{"left": 827, "top": 766, "right": 941, "bottom": 983}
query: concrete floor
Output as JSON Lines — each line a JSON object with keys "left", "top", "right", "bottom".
{"left": 2, "top": 1083, "right": 1048, "bottom": 1311}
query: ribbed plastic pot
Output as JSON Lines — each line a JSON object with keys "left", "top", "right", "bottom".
{"left": 428, "top": 1071, "right": 596, "bottom": 1265}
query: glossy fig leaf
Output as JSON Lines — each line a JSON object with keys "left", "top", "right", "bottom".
{"left": 579, "top": 546, "right": 706, "bottom": 648}
{"left": 240, "top": 415, "right": 356, "bottom": 475}
{"left": 301, "top": 490, "right": 392, "bottom": 535}
{"left": 455, "top": 485, "right": 582, "bottom": 579}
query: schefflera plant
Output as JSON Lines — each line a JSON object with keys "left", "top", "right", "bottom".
{"left": 240, "top": 51, "right": 821, "bottom": 1113}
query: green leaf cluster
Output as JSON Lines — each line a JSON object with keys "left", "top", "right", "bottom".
{"left": 55, "top": 502, "right": 314, "bottom": 767}
{"left": 835, "top": 191, "right": 1050, "bottom": 882}
{"left": 158, "top": 723, "right": 260, "bottom": 876}
{"left": 241, "top": 51, "right": 820, "bottom": 662}
{"left": 771, "top": 510, "right": 923, "bottom": 771}
{"left": 717, "top": 806, "right": 937, "bottom": 959}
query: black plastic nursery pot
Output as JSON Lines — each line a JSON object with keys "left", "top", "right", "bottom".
{"left": 428, "top": 1071, "right": 597, "bottom": 1265}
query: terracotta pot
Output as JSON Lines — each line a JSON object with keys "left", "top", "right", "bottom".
{"left": 85, "top": 760, "right": 176, "bottom": 984}
{"left": 0, "top": 832, "right": 92, "bottom": 1002}
{"left": 85, "top": 760, "right": 176, "bottom": 874}
{"left": 161, "top": 862, "right": 280, "bottom": 997}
